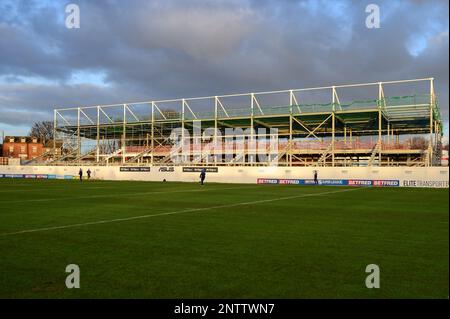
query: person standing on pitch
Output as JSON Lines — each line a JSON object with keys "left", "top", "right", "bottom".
{"left": 87, "top": 168, "right": 91, "bottom": 180}
{"left": 79, "top": 168, "right": 83, "bottom": 182}
{"left": 313, "top": 170, "right": 318, "bottom": 184}
{"left": 199, "top": 168, "right": 206, "bottom": 185}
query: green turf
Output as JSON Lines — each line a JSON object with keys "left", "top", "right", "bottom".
{"left": 0, "top": 179, "right": 447, "bottom": 298}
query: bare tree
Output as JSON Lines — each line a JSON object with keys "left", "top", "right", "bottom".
{"left": 29, "top": 121, "right": 54, "bottom": 142}
{"left": 410, "top": 136, "right": 428, "bottom": 150}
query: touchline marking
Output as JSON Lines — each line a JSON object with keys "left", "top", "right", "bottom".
{"left": 0, "top": 186, "right": 120, "bottom": 193}
{"left": 0, "top": 182, "right": 219, "bottom": 193}
{"left": 0, "top": 185, "right": 267, "bottom": 204}
{"left": 0, "top": 187, "right": 364, "bottom": 237}
{"left": 0, "top": 184, "right": 168, "bottom": 192}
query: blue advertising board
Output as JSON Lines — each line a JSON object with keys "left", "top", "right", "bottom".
{"left": 258, "top": 178, "right": 399, "bottom": 187}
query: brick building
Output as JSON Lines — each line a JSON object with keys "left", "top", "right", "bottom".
{"left": 2, "top": 136, "right": 44, "bottom": 160}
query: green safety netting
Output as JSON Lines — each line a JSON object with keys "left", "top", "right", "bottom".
{"left": 60, "top": 94, "right": 443, "bottom": 138}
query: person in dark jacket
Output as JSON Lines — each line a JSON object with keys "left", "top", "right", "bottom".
{"left": 87, "top": 168, "right": 91, "bottom": 180}
{"left": 79, "top": 168, "right": 83, "bottom": 182}
{"left": 199, "top": 168, "right": 206, "bottom": 185}
{"left": 313, "top": 170, "right": 318, "bottom": 184}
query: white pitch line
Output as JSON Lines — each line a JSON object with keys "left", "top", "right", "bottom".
{"left": 0, "top": 187, "right": 365, "bottom": 237}
{"left": 0, "top": 186, "right": 120, "bottom": 193}
{"left": 0, "top": 185, "right": 271, "bottom": 204}
{"left": 0, "top": 181, "right": 215, "bottom": 193}
{"left": 3, "top": 184, "right": 160, "bottom": 192}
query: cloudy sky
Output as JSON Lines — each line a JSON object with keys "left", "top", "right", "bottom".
{"left": 0, "top": 0, "right": 448, "bottom": 138}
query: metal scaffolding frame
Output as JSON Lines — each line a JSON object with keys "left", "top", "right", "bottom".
{"left": 50, "top": 78, "right": 443, "bottom": 167}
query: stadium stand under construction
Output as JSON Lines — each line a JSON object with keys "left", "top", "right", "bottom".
{"left": 45, "top": 78, "right": 443, "bottom": 167}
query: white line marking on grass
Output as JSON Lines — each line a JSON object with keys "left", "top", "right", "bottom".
{"left": 0, "top": 185, "right": 268, "bottom": 204}
{"left": 2, "top": 185, "right": 284, "bottom": 204}
{"left": 0, "top": 187, "right": 365, "bottom": 237}
{"left": 0, "top": 186, "right": 119, "bottom": 193}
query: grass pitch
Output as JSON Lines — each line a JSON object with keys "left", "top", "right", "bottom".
{"left": 0, "top": 179, "right": 447, "bottom": 298}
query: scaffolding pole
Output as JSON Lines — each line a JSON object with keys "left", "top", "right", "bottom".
{"left": 332, "top": 86, "right": 336, "bottom": 167}
{"left": 250, "top": 93, "right": 255, "bottom": 166}
{"left": 53, "top": 110, "right": 57, "bottom": 158}
{"left": 122, "top": 104, "right": 126, "bottom": 164}
{"left": 151, "top": 102, "right": 154, "bottom": 166}
{"left": 332, "top": 112, "right": 335, "bottom": 167}
{"left": 429, "top": 78, "right": 434, "bottom": 166}
{"left": 96, "top": 106, "right": 100, "bottom": 162}
{"left": 214, "top": 96, "right": 218, "bottom": 165}
{"left": 77, "top": 107, "right": 81, "bottom": 160}
{"left": 289, "top": 115, "right": 293, "bottom": 166}
{"left": 378, "top": 82, "right": 383, "bottom": 166}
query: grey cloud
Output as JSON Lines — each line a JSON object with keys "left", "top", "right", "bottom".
{"left": 0, "top": 0, "right": 448, "bottom": 130}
